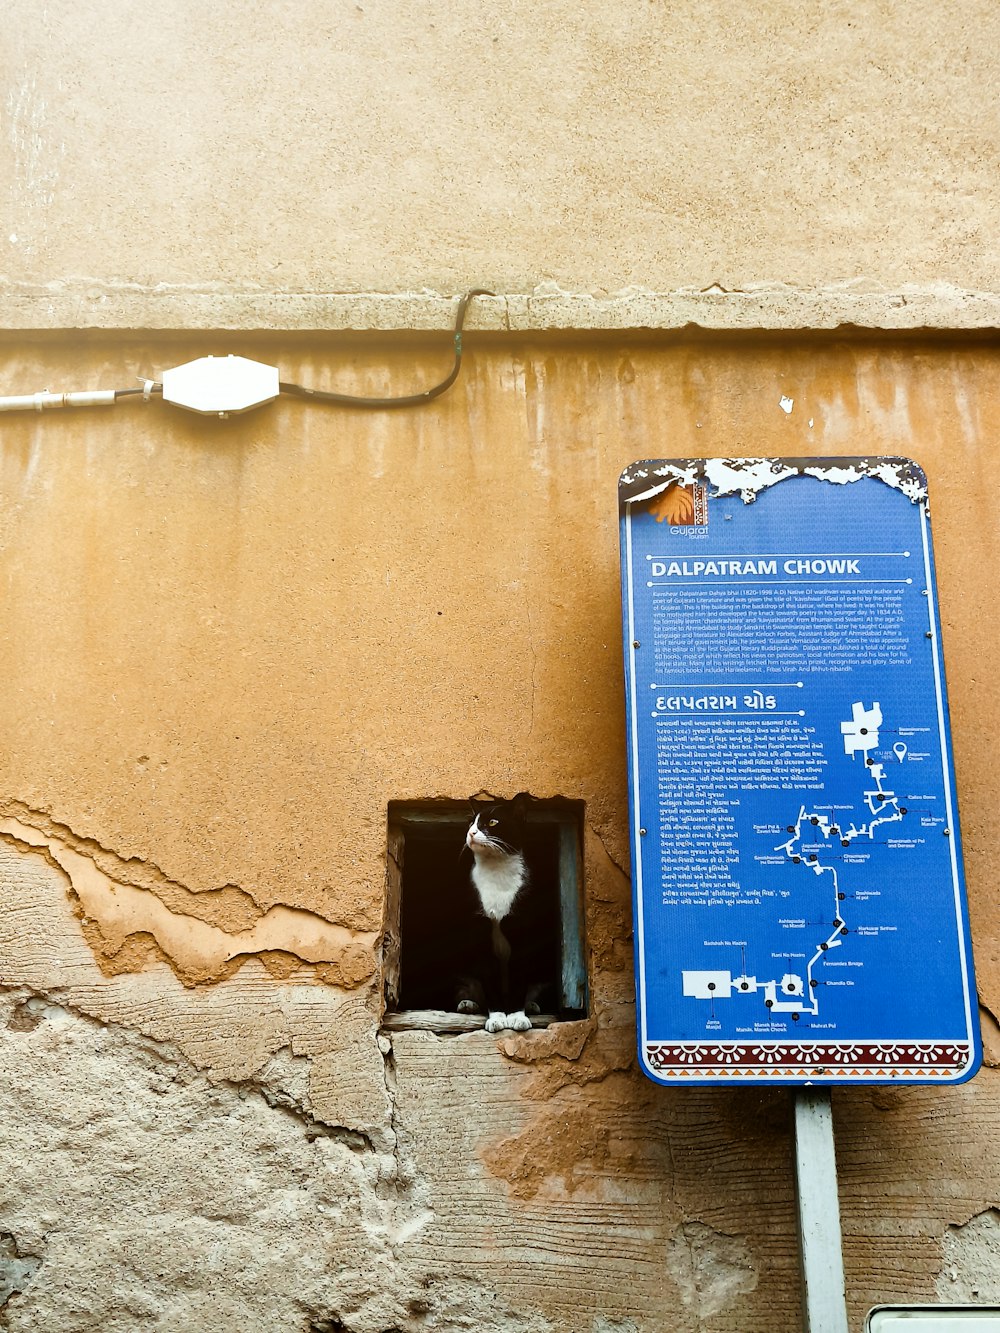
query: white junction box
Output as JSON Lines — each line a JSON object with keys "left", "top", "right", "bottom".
{"left": 160, "top": 355, "right": 280, "bottom": 416}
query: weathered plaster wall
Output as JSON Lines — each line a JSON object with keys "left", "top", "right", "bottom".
{"left": 3, "top": 2, "right": 1000, "bottom": 328}
{"left": 2, "top": 333, "right": 1000, "bottom": 1330}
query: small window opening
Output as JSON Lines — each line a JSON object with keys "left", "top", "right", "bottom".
{"left": 383, "top": 798, "right": 587, "bottom": 1032}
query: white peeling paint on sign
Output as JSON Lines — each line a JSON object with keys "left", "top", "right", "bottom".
{"left": 618, "top": 455, "right": 929, "bottom": 506}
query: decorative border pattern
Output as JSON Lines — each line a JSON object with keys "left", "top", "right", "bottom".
{"left": 645, "top": 1040, "right": 974, "bottom": 1081}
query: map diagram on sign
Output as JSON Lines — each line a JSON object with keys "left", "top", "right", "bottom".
{"left": 681, "top": 701, "right": 906, "bottom": 1018}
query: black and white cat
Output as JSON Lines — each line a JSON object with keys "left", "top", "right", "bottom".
{"left": 457, "top": 795, "right": 544, "bottom": 1033}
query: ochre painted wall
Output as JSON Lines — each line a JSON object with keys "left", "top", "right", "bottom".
{"left": 1, "top": 333, "right": 999, "bottom": 1330}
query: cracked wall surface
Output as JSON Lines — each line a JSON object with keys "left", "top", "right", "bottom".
{"left": 2, "top": 334, "right": 1000, "bottom": 1330}
{"left": 0, "top": 814, "right": 377, "bottom": 987}
{"left": 3, "top": 2, "right": 1000, "bottom": 315}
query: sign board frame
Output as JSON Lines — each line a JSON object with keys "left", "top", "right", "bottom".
{"left": 619, "top": 456, "right": 980, "bottom": 1086}
{"left": 866, "top": 1310, "right": 1000, "bottom": 1331}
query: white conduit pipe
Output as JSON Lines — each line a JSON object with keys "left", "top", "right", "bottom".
{"left": 0, "top": 390, "right": 119, "bottom": 412}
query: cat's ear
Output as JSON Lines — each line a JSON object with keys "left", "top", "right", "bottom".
{"left": 468, "top": 796, "right": 490, "bottom": 815}
{"left": 509, "top": 793, "right": 535, "bottom": 830}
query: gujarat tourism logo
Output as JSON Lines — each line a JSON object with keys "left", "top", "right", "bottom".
{"left": 647, "top": 480, "right": 708, "bottom": 526}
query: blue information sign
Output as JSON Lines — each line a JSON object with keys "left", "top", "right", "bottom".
{"left": 619, "top": 458, "right": 980, "bottom": 1086}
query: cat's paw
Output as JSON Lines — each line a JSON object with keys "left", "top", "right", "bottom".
{"left": 505, "top": 1010, "right": 533, "bottom": 1032}
{"left": 485, "top": 1011, "right": 534, "bottom": 1033}
{"left": 457, "top": 999, "right": 481, "bottom": 1015}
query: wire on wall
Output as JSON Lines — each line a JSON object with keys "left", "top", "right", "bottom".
{"left": 0, "top": 290, "right": 495, "bottom": 417}
{"left": 279, "top": 288, "right": 494, "bottom": 408}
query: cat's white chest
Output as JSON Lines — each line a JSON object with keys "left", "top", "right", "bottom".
{"left": 471, "top": 855, "right": 526, "bottom": 921}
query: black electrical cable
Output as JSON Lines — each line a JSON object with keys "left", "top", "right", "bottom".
{"left": 0, "top": 296, "right": 490, "bottom": 414}
{"left": 277, "top": 288, "right": 494, "bottom": 408}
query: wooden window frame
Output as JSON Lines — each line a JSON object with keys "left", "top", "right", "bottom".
{"left": 382, "top": 799, "right": 587, "bottom": 1033}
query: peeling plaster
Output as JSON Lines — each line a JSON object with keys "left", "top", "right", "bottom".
{"left": 0, "top": 980, "right": 395, "bottom": 1163}
{"left": 4, "top": 978, "right": 591, "bottom": 1332}
{"left": 980, "top": 1004, "right": 1000, "bottom": 1067}
{"left": 665, "top": 1221, "right": 758, "bottom": 1318}
{"left": 0, "top": 817, "right": 377, "bottom": 987}
{"left": 480, "top": 1023, "right": 640, "bottom": 1201}
{"left": 937, "top": 1209, "right": 1000, "bottom": 1304}
{"left": 0, "top": 831, "right": 395, "bottom": 1150}
{"left": 0, "top": 986, "right": 447, "bottom": 1333}
{"left": 0, "top": 1232, "right": 42, "bottom": 1310}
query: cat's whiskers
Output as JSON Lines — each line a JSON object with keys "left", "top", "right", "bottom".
{"left": 471, "top": 834, "right": 517, "bottom": 856}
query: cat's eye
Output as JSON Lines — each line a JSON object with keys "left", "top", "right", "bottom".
{"left": 488, "top": 819, "right": 499, "bottom": 827}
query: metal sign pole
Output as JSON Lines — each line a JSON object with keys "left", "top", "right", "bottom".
{"left": 794, "top": 1089, "right": 849, "bottom": 1333}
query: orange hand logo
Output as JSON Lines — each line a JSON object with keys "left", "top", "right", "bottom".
{"left": 649, "top": 482, "right": 695, "bottom": 524}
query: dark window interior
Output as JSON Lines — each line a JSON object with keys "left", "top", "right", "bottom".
{"left": 385, "top": 800, "right": 587, "bottom": 1023}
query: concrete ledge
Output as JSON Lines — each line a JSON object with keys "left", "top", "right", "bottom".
{"left": 3, "top": 281, "right": 1000, "bottom": 333}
